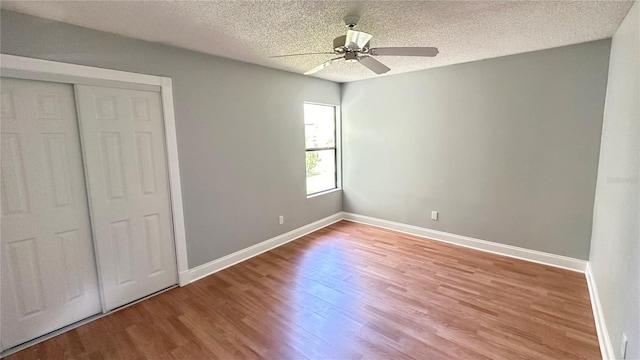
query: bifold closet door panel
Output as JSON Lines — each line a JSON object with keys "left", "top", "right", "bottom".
{"left": 1, "top": 78, "right": 101, "bottom": 350}
{"left": 75, "top": 85, "right": 177, "bottom": 311}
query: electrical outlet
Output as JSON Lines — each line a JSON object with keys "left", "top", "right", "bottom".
{"left": 278, "top": 215, "right": 284, "bottom": 225}
{"left": 621, "top": 333, "right": 628, "bottom": 359}
{"left": 431, "top": 211, "right": 438, "bottom": 220}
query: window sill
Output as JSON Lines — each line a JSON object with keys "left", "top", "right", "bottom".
{"left": 307, "top": 188, "right": 342, "bottom": 199}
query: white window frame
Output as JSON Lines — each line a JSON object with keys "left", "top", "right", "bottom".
{"left": 0, "top": 54, "right": 190, "bottom": 288}
{"left": 304, "top": 101, "right": 342, "bottom": 198}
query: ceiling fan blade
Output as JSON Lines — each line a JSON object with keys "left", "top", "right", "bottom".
{"left": 369, "top": 47, "right": 439, "bottom": 57}
{"left": 270, "top": 52, "right": 335, "bottom": 58}
{"left": 346, "top": 30, "right": 373, "bottom": 49}
{"left": 304, "top": 57, "right": 343, "bottom": 75}
{"left": 358, "top": 56, "right": 390, "bottom": 75}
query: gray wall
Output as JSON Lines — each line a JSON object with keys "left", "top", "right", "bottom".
{"left": 0, "top": 10, "right": 342, "bottom": 268}
{"left": 589, "top": 2, "right": 640, "bottom": 359}
{"left": 342, "top": 40, "right": 611, "bottom": 259}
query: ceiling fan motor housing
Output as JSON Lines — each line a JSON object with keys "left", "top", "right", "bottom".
{"left": 333, "top": 35, "right": 370, "bottom": 52}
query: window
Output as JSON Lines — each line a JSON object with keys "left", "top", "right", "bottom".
{"left": 304, "top": 103, "right": 339, "bottom": 196}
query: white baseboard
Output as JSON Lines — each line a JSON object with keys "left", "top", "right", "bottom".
{"left": 342, "top": 212, "right": 587, "bottom": 273}
{"left": 586, "top": 264, "right": 614, "bottom": 360}
{"left": 184, "top": 212, "right": 343, "bottom": 284}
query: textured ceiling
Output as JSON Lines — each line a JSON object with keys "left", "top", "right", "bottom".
{"left": 1, "top": 1, "right": 633, "bottom": 83}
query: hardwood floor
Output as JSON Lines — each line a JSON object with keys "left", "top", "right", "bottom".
{"left": 6, "top": 220, "right": 600, "bottom": 360}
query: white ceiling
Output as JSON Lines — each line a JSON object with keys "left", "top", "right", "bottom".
{"left": 1, "top": 1, "right": 633, "bottom": 83}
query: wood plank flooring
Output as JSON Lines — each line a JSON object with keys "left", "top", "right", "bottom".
{"left": 6, "top": 220, "right": 600, "bottom": 360}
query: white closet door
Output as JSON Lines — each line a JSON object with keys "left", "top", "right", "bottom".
{"left": 75, "top": 85, "right": 177, "bottom": 311}
{"left": 1, "top": 78, "right": 101, "bottom": 350}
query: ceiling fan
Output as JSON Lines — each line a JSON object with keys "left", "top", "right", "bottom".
{"left": 271, "top": 15, "right": 439, "bottom": 75}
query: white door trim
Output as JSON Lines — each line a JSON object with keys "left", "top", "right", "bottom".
{"left": 1, "top": 54, "right": 190, "bottom": 286}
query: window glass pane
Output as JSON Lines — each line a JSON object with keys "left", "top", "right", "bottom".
{"left": 304, "top": 103, "right": 335, "bottom": 149}
{"left": 306, "top": 149, "right": 336, "bottom": 195}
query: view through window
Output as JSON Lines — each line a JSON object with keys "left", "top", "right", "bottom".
{"left": 304, "top": 103, "right": 337, "bottom": 195}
